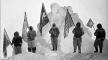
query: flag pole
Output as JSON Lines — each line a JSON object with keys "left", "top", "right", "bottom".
{"left": 8, "top": 40, "right": 13, "bottom": 48}
{"left": 49, "top": 20, "right": 51, "bottom": 27}
{"left": 93, "top": 25, "right": 95, "bottom": 31}
{"left": 7, "top": 39, "right": 14, "bottom": 49}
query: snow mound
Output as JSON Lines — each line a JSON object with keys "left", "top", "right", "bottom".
{"left": 38, "top": 3, "right": 94, "bottom": 54}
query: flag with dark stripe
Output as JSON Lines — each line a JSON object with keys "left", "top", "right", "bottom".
{"left": 3, "top": 29, "right": 11, "bottom": 57}
{"left": 39, "top": 3, "right": 49, "bottom": 35}
{"left": 64, "top": 9, "right": 75, "bottom": 38}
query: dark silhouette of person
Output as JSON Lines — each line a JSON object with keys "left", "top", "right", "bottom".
{"left": 12, "top": 31, "right": 22, "bottom": 55}
{"left": 94, "top": 23, "right": 106, "bottom": 53}
{"left": 27, "top": 26, "right": 36, "bottom": 53}
{"left": 72, "top": 22, "right": 84, "bottom": 53}
{"left": 49, "top": 23, "right": 60, "bottom": 51}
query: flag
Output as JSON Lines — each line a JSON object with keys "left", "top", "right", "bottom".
{"left": 64, "top": 9, "right": 75, "bottom": 38}
{"left": 3, "top": 29, "right": 11, "bottom": 57}
{"left": 22, "top": 12, "right": 29, "bottom": 42}
{"left": 39, "top": 3, "right": 49, "bottom": 35}
{"left": 87, "top": 18, "right": 94, "bottom": 28}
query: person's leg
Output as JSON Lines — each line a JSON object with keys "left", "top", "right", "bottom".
{"left": 99, "top": 39, "right": 104, "bottom": 53}
{"left": 16, "top": 46, "right": 21, "bottom": 54}
{"left": 14, "top": 46, "right": 20, "bottom": 55}
{"left": 53, "top": 42, "right": 56, "bottom": 51}
{"left": 28, "top": 41, "right": 32, "bottom": 52}
{"left": 51, "top": 38, "right": 54, "bottom": 51}
{"left": 19, "top": 46, "right": 22, "bottom": 53}
{"left": 94, "top": 39, "right": 99, "bottom": 53}
{"left": 31, "top": 40, "right": 36, "bottom": 53}
{"left": 14, "top": 46, "right": 17, "bottom": 55}
{"left": 55, "top": 37, "right": 58, "bottom": 51}
{"left": 28, "top": 47, "right": 31, "bottom": 52}
{"left": 32, "top": 47, "right": 36, "bottom": 53}
{"left": 53, "top": 40, "right": 56, "bottom": 51}
{"left": 78, "top": 38, "right": 82, "bottom": 53}
{"left": 73, "top": 37, "right": 77, "bottom": 53}
{"left": 17, "top": 46, "right": 22, "bottom": 54}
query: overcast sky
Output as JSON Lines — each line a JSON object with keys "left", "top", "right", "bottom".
{"left": 0, "top": 0, "right": 108, "bottom": 58}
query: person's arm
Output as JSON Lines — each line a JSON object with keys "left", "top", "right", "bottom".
{"left": 103, "top": 29, "right": 106, "bottom": 39}
{"left": 94, "top": 30, "right": 97, "bottom": 36}
{"left": 58, "top": 28, "right": 60, "bottom": 35}
{"left": 12, "top": 37, "right": 14, "bottom": 45}
{"left": 56, "top": 28, "right": 60, "bottom": 37}
{"left": 34, "top": 31, "right": 36, "bottom": 37}
{"left": 57, "top": 28, "right": 60, "bottom": 34}
{"left": 72, "top": 28, "right": 75, "bottom": 34}
{"left": 82, "top": 28, "right": 84, "bottom": 35}
{"left": 20, "top": 37, "right": 22, "bottom": 44}
{"left": 27, "top": 31, "right": 30, "bottom": 38}
{"left": 49, "top": 28, "right": 52, "bottom": 34}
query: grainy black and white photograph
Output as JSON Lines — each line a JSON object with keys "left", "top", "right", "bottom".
{"left": 0, "top": 0, "right": 108, "bottom": 60}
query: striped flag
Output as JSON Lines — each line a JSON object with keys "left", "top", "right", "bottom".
{"left": 64, "top": 9, "right": 75, "bottom": 38}
{"left": 3, "top": 29, "right": 11, "bottom": 57}
{"left": 39, "top": 3, "right": 49, "bottom": 36}
{"left": 87, "top": 18, "right": 94, "bottom": 28}
{"left": 22, "top": 12, "right": 29, "bottom": 42}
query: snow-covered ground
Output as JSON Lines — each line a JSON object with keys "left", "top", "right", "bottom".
{"left": 0, "top": 39, "right": 106, "bottom": 60}
{"left": 0, "top": 39, "right": 107, "bottom": 60}
{"left": 65, "top": 39, "right": 108, "bottom": 60}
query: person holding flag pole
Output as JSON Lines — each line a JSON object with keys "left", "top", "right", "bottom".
{"left": 27, "top": 26, "right": 36, "bottom": 53}
{"left": 12, "top": 31, "right": 22, "bottom": 55}
{"left": 94, "top": 23, "right": 106, "bottom": 53}
{"left": 87, "top": 18, "right": 106, "bottom": 53}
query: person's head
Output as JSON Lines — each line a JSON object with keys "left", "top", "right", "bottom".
{"left": 52, "top": 23, "right": 56, "bottom": 27}
{"left": 14, "top": 31, "right": 19, "bottom": 37}
{"left": 76, "top": 22, "right": 81, "bottom": 27}
{"left": 29, "top": 26, "right": 33, "bottom": 30}
{"left": 97, "top": 23, "right": 102, "bottom": 29}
